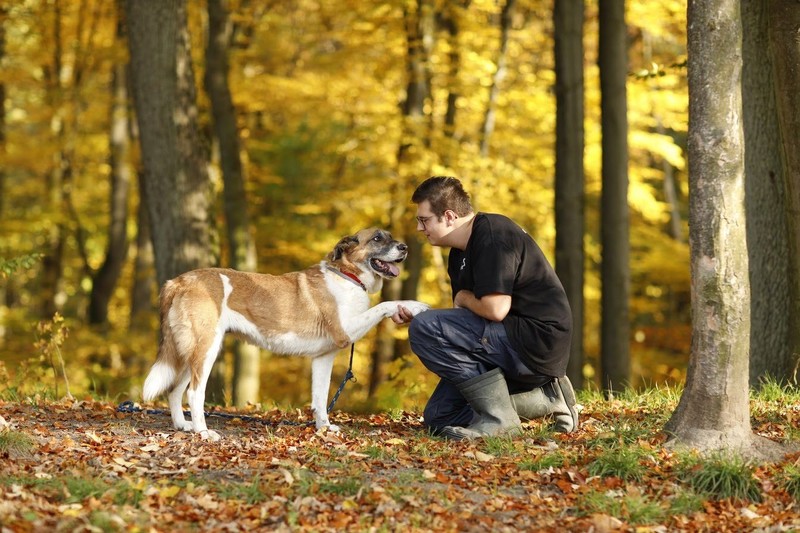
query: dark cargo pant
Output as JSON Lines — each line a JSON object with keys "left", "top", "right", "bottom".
{"left": 408, "top": 308, "right": 553, "bottom": 433}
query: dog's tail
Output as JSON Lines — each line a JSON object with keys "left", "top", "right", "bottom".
{"left": 142, "top": 280, "right": 182, "bottom": 401}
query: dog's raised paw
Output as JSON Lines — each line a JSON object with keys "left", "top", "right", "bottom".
{"left": 405, "top": 301, "right": 430, "bottom": 316}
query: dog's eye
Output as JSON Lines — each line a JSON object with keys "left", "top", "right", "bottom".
{"left": 372, "top": 234, "right": 383, "bottom": 242}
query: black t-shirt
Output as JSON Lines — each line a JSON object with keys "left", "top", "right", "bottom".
{"left": 447, "top": 213, "right": 572, "bottom": 377}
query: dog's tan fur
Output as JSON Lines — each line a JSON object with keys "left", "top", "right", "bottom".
{"left": 142, "top": 228, "right": 429, "bottom": 440}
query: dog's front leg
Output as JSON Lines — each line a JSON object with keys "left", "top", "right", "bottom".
{"left": 311, "top": 352, "right": 339, "bottom": 431}
{"left": 344, "top": 300, "right": 430, "bottom": 342}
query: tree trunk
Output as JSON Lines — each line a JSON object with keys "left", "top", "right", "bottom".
{"left": 40, "top": 0, "right": 68, "bottom": 318}
{"left": 664, "top": 0, "right": 784, "bottom": 459}
{"left": 89, "top": 9, "right": 132, "bottom": 326}
{"left": 478, "top": 0, "right": 516, "bottom": 157}
{"left": 740, "top": 0, "right": 792, "bottom": 386}
{"left": 554, "top": 0, "right": 585, "bottom": 390}
{"left": 125, "top": 0, "right": 216, "bottom": 287}
{"left": 369, "top": 0, "right": 433, "bottom": 398}
{"left": 768, "top": 0, "right": 800, "bottom": 385}
{"left": 129, "top": 177, "right": 157, "bottom": 331}
{"left": 598, "top": 0, "right": 630, "bottom": 393}
{"left": 205, "top": 0, "right": 260, "bottom": 407}
{"left": 126, "top": 0, "right": 219, "bottom": 404}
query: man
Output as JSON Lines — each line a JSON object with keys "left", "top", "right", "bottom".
{"left": 393, "top": 176, "right": 578, "bottom": 440}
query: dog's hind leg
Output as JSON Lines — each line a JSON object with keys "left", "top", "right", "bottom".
{"left": 168, "top": 370, "right": 192, "bottom": 432}
{"left": 311, "top": 351, "right": 338, "bottom": 431}
{"left": 186, "top": 330, "right": 226, "bottom": 441}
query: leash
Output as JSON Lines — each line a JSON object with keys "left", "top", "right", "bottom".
{"left": 117, "top": 344, "right": 358, "bottom": 428}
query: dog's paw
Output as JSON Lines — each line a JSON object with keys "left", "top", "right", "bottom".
{"left": 315, "top": 422, "right": 340, "bottom": 433}
{"left": 402, "top": 301, "right": 430, "bottom": 317}
{"left": 199, "top": 429, "right": 221, "bottom": 442}
{"left": 174, "top": 421, "right": 193, "bottom": 432}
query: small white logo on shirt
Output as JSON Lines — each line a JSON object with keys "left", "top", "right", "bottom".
{"left": 460, "top": 258, "right": 466, "bottom": 271}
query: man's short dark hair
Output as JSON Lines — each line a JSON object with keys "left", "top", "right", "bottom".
{"left": 411, "top": 176, "right": 473, "bottom": 217}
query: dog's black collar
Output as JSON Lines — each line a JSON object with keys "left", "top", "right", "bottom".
{"left": 326, "top": 265, "right": 367, "bottom": 292}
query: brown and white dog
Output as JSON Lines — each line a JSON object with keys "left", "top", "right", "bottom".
{"left": 142, "top": 228, "right": 429, "bottom": 440}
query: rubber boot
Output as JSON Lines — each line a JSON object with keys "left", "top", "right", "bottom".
{"left": 509, "top": 376, "right": 579, "bottom": 433}
{"left": 439, "top": 368, "right": 523, "bottom": 441}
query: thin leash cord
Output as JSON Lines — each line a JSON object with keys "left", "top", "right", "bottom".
{"left": 117, "top": 344, "right": 357, "bottom": 428}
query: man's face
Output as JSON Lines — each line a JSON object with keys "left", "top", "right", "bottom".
{"left": 415, "top": 200, "right": 446, "bottom": 246}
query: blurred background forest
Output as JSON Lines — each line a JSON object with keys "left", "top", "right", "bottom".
{"left": 0, "top": 0, "right": 692, "bottom": 413}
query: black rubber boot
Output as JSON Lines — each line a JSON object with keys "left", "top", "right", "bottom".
{"left": 439, "top": 368, "right": 523, "bottom": 441}
{"left": 509, "top": 376, "right": 579, "bottom": 433}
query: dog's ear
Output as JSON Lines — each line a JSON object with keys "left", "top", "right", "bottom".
{"left": 329, "top": 235, "right": 359, "bottom": 261}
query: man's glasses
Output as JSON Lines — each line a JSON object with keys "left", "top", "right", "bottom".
{"left": 416, "top": 215, "right": 435, "bottom": 229}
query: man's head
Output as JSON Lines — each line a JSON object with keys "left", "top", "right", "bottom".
{"left": 411, "top": 176, "right": 473, "bottom": 217}
{"left": 411, "top": 176, "right": 475, "bottom": 248}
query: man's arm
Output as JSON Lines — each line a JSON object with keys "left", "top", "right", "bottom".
{"left": 391, "top": 291, "right": 511, "bottom": 324}
{"left": 454, "top": 290, "right": 511, "bottom": 322}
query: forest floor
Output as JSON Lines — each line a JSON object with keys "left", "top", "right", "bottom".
{"left": 1, "top": 390, "right": 800, "bottom": 532}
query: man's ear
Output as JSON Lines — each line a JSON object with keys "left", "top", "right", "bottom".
{"left": 329, "top": 235, "right": 359, "bottom": 261}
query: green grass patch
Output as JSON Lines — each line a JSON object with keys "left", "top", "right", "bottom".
{"left": 776, "top": 463, "right": 800, "bottom": 501}
{"left": 0, "top": 429, "right": 36, "bottom": 456}
{"left": 667, "top": 488, "right": 705, "bottom": 516}
{"left": 677, "top": 451, "right": 762, "bottom": 502}
{"left": 217, "top": 475, "right": 269, "bottom": 505}
{"left": 575, "top": 489, "right": 666, "bottom": 525}
{"left": 518, "top": 450, "right": 566, "bottom": 472}
{"left": 587, "top": 446, "right": 651, "bottom": 481}
{"left": 481, "top": 435, "right": 521, "bottom": 457}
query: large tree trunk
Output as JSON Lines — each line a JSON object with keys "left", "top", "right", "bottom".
{"left": 740, "top": 0, "right": 792, "bottom": 386}
{"left": 768, "top": 0, "right": 800, "bottom": 384}
{"left": 598, "top": 0, "right": 630, "bottom": 393}
{"left": 205, "top": 0, "right": 260, "bottom": 407}
{"left": 89, "top": 7, "right": 132, "bottom": 326}
{"left": 554, "top": 0, "right": 585, "bottom": 390}
{"left": 665, "top": 0, "right": 784, "bottom": 459}
{"left": 125, "top": 0, "right": 216, "bottom": 287}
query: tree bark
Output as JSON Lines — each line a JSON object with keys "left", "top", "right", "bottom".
{"left": 125, "top": 0, "right": 216, "bottom": 287}
{"left": 599, "top": 0, "right": 630, "bottom": 393}
{"left": 554, "top": 0, "right": 585, "bottom": 389}
{"left": 664, "top": 0, "right": 784, "bottom": 459}
{"left": 130, "top": 177, "right": 157, "bottom": 331}
{"left": 741, "top": 0, "right": 792, "bottom": 386}
{"left": 89, "top": 7, "right": 132, "bottom": 326}
{"left": 369, "top": 0, "right": 433, "bottom": 398}
{"left": 478, "top": 0, "right": 516, "bottom": 157}
{"left": 768, "top": 0, "right": 800, "bottom": 385}
{"left": 205, "top": 0, "right": 260, "bottom": 407}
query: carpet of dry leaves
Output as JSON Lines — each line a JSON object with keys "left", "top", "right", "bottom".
{"left": 1, "top": 397, "right": 800, "bottom": 532}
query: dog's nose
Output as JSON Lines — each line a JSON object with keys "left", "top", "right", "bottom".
{"left": 397, "top": 243, "right": 408, "bottom": 252}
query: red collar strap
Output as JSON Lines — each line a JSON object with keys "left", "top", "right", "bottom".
{"left": 326, "top": 266, "right": 367, "bottom": 292}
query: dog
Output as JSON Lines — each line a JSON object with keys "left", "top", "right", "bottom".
{"left": 142, "top": 228, "right": 430, "bottom": 440}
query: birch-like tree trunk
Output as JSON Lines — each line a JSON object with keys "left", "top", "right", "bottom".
{"left": 665, "top": 0, "right": 785, "bottom": 459}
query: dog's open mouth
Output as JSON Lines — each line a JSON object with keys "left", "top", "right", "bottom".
{"left": 370, "top": 258, "right": 401, "bottom": 278}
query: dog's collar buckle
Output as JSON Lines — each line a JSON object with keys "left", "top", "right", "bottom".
{"left": 327, "top": 266, "right": 367, "bottom": 292}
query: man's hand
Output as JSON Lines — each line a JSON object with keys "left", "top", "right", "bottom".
{"left": 391, "top": 304, "right": 417, "bottom": 325}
